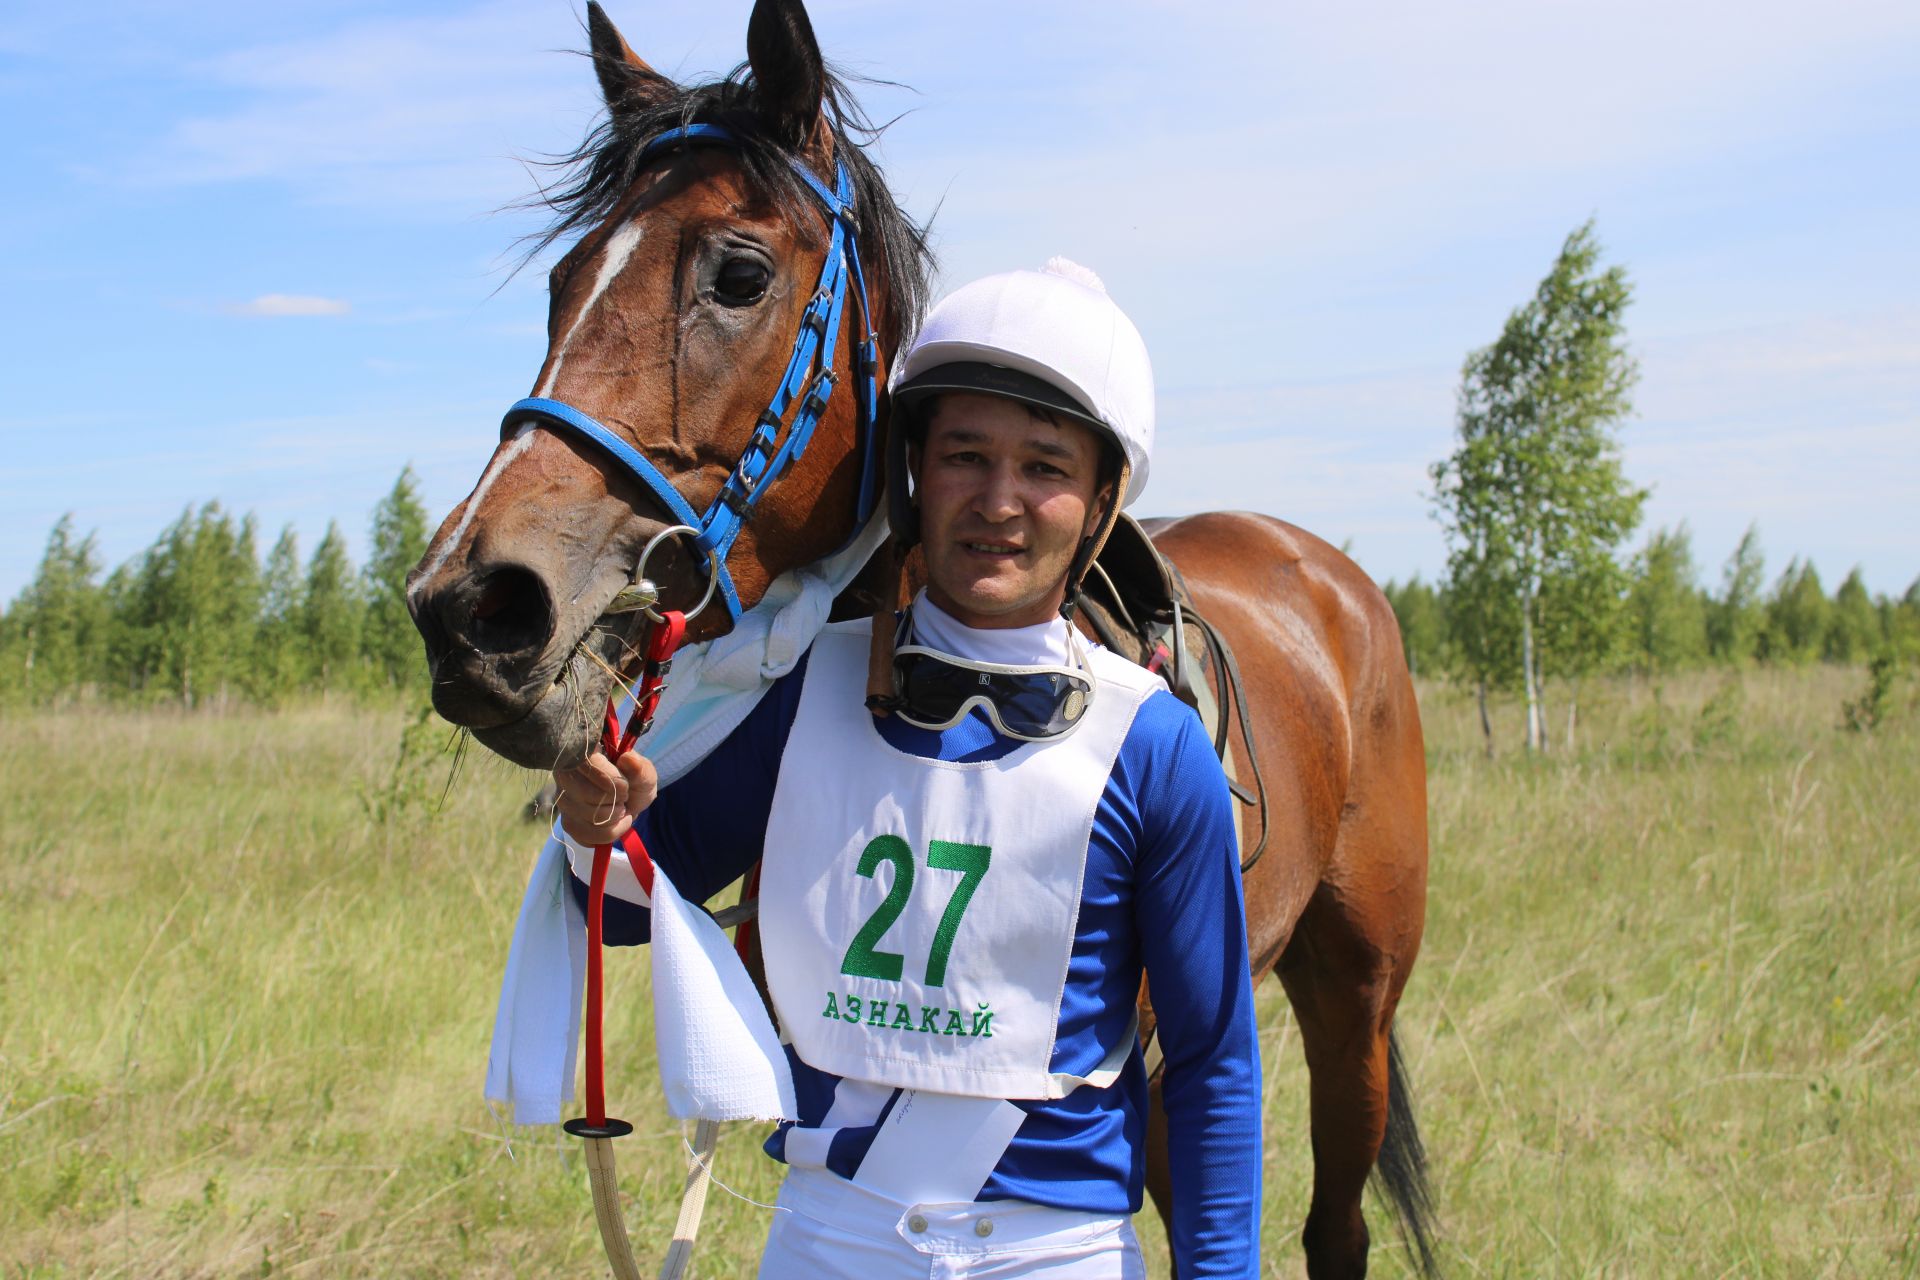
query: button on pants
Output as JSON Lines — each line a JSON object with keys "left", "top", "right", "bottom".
{"left": 757, "top": 1167, "right": 1147, "bottom": 1278}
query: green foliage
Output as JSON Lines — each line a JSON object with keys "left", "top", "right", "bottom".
{"left": 1841, "top": 651, "right": 1907, "bottom": 732}
{"left": 1760, "top": 558, "right": 1831, "bottom": 664}
{"left": 114, "top": 503, "right": 262, "bottom": 705}
{"left": 0, "top": 468, "right": 435, "bottom": 708}
{"left": 251, "top": 526, "right": 309, "bottom": 700}
{"left": 1706, "top": 523, "right": 1766, "bottom": 663}
{"left": 1382, "top": 575, "right": 1450, "bottom": 677}
{"left": 1692, "top": 677, "right": 1744, "bottom": 752}
{"left": 0, "top": 515, "right": 108, "bottom": 702}
{"left": 1535, "top": 540, "right": 1633, "bottom": 684}
{"left": 1430, "top": 220, "right": 1646, "bottom": 748}
{"left": 1824, "top": 566, "right": 1880, "bottom": 663}
{"left": 302, "top": 521, "right": 364, "bottom": 692}
{"left": 1892, "top": 576, "right": 1920, "bottom": 659}
{"left": 361, "top": 466, "right": 431, "bottom": 691}
{"left": 1626, "top": 524, "right": 1709, "bottom": 673}
{"left": 362, "top": 701, "right": 463, "bottom": 824}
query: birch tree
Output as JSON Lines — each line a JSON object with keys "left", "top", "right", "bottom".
{"left": 1707, "top": 524, "right": 1766, "bottom": 663}
{"left": 5, "top": 515, "right": 107, "bottom": 701}
{"left": 1431, "top": 220, "right": 1645, "bottom": 752}
{"left": 1627, "top": 524, "right": 1709, "bottom": 673}
{"left": 361, "top": 467, "right": 431, "bottom": 690}
{"left": 304, "top": 523, "right": 363, "bottom": 692}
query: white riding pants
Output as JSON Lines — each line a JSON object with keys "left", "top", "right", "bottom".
{"left": 757, "top": 1167, "right": 1147, "bottom": 1279}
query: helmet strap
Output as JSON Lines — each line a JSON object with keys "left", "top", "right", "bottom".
{"left": 866, "top": 536, "right": 907, "bottom": 718}
{"left": 1060, "top": 461, "right": 1130, "bottom": 623}
{"left": 869, "top": 433, "right": 1127, "bottom": 669}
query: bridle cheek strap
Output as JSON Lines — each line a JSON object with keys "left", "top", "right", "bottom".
{"left": 501, "top": 122, "right": 883, "bottom": 627}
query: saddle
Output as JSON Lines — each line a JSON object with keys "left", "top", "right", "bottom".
{"left": 1063, "top": 515, "right": 1275, "bottom": 1085}
{"left": 1071, "top": 515, "right": 1269, "bottom": 873}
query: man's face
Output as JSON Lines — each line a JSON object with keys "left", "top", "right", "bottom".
{"left": 913, "top": 391, "right": 1111, "bottom": 630}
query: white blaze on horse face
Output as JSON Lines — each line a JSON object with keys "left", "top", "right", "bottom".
{"left": 409, "top": 424, "right": 538, "bottom": 600}
{"left": 534, "top": 219, "right": 648, "bottom": 399}
{"left": 412, "top": 220, "right": 650, "bottom": 602}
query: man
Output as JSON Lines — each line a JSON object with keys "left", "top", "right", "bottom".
{"left": 555, "top": 259, "right": 1261, "bottom": 1277}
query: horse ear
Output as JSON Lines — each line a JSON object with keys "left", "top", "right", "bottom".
{"left": 746, "top": 0, "right": 827, "bottom": 151}
{"left": 587, "top": 2, "right": 672, "bottom": 117}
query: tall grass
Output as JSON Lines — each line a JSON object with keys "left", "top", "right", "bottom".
{"left": 2, "top": 667, "right": 1914, "bottom": 1277}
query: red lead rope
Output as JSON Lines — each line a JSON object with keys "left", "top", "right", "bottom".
{"left": 577, "top": 610, "right": 685, "bottom": 1135}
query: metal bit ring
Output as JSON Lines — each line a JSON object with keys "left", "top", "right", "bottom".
{"left": 631, "top": 524, "right": 721, "bottom": 624}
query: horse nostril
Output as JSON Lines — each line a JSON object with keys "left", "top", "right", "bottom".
{"left": 460, "top": 566, "right": 553, "bottom": 660}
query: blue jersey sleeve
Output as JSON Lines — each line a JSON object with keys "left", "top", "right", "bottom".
{"left": 569, "top": 652, "right": 810, "bottom": 943}
{"left": 1131, "top": 694, "right": 1262, "bottom": 1277}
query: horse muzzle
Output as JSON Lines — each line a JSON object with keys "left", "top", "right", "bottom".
{"left": 410, "top": 558, "right": 616, "bottom": 763}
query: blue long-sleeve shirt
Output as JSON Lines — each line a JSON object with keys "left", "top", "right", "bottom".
{"left": 573, "top": 646, "right": 1261, "bottom": 1276}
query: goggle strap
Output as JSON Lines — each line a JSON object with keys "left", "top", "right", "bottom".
{"left": 1060, "top": 460, "right": 1132, "bottom": 621}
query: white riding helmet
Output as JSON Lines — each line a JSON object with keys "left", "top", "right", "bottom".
{"left": 892, "top": 257, "right": 1155, "bottom": 510}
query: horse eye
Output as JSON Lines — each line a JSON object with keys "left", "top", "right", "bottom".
{"left": 714, "top": 257, "right": 770, "bottom": 306}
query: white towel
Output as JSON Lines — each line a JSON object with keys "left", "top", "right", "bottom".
{"left": 484, "top": 513, "right": 887, "bottom": 1126}
{"left": 650, "top": 864, "right": 797, "bottom": 1121}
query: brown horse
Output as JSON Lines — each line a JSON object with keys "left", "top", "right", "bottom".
{"left": 407, "top": 4, "right": 1435, "bottom": 1276}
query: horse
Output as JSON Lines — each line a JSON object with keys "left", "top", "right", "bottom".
{"left": 406, "top": 3, "right": 1436, "bottom": 1276}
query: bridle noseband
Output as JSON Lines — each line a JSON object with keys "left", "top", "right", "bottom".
{"left": 501, "top": 122, "right": 884, "bottom": 627}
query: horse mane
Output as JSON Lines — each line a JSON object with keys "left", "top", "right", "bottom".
{"left": 524, "top": 58, "right": 935, "bottom": 355}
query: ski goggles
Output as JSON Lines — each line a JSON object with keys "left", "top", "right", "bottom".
{"left": 891, "top": 635, "right": 1096, "bottom": 742}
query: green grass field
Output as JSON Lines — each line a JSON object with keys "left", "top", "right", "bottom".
{"left": 3, "top": 667, "right": 1916, "bottom": 1277}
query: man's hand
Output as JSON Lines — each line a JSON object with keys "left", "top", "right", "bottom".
{"left": 552, "top": 750, "right": 658, "bottom": 846}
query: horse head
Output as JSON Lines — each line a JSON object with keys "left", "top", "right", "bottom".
{"left": 407, "top": 0, "right": 929, "bottom": 769}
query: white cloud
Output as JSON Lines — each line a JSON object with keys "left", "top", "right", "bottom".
{"left": 850, "top": 0, "right": 1920, "bottom": 397}
{"left": 227, "top": 293, "right": 351, "bottom": 317}
{"left": 128, "top": 1, "right": 730, "bottom": 213}
{"left": 10, "top": 0, "right": 1913, "bottom": 604}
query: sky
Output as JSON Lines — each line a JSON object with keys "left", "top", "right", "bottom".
{"left": 2, "top": 0, "right": 1916, "bottom": 605}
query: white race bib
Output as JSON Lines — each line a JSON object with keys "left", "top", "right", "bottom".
{"left": 759, "top": 622, "right": 1157, "bottom": 1099}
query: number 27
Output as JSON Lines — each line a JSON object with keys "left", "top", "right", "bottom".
{"left": 839, "top": 837, "right": 990, "bottom": 988}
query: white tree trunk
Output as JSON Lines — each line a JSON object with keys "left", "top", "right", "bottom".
{"left": 1521, "top": 589, "right": 1543, "bottom": 752}
{"left": 1566, "top": 694, "right": 1579, "bottom": 751}
{"left": 1477, "top": 679, "right": 1494, "bottom": 759}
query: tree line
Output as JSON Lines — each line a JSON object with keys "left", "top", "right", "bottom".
{"left": 0, "top": 469, "right": 431, "bottom": 707}
{"left": 1407, "top": 219, "right": 1915, "bottom": 752}
{"left": 6, "top": 224, "right": 1907, "bottom": 731}
{"left": 1385, "top": 523, "right": 1920, "bottom": 679}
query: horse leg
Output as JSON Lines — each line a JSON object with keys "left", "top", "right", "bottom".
{"left": 1276, "top": 770, "right": 1432, "bottom": 1280}
{"left": 1276, "top": 898, "right": 1396, "bottom": 1280}
{"left": 1275, "top": 700, "right": 1429, "bottom": 1277}
{"left": 1276, "top": 747, "right": 1430, "bottom": 1279}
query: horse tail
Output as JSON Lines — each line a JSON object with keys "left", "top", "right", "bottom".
{"left": 1373, "top": 1027, "right": 1442, "bottom": 1277}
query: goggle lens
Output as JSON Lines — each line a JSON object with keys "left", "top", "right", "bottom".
{"left": 892, "top": 648, "right": 1094, "bottom": 740}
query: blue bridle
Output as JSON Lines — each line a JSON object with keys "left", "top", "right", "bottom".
{"left": 500, "top": 123, "right": 883, "bottom": 626}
